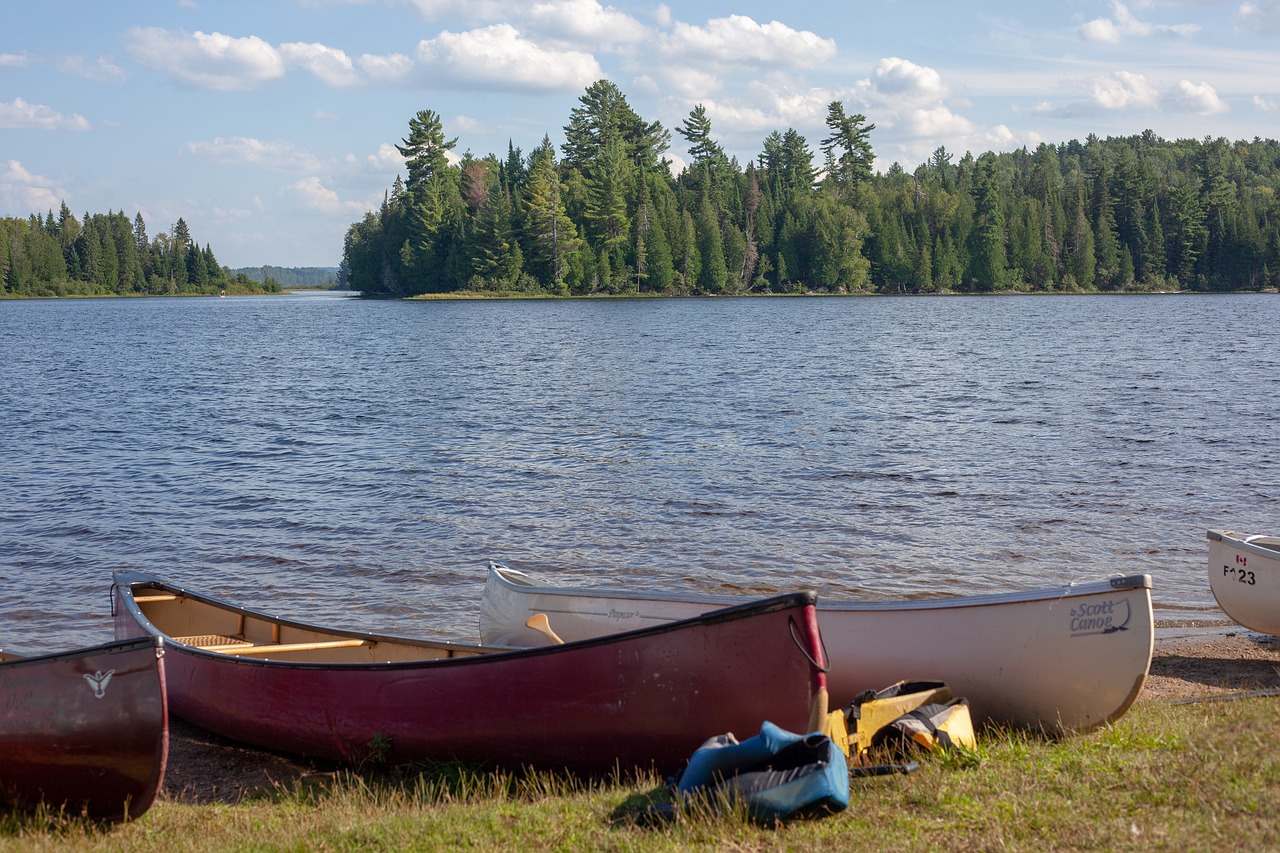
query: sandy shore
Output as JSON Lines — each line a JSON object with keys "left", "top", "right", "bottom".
{"left": 159, "top": 621, "right": 1280, "bottom": 805}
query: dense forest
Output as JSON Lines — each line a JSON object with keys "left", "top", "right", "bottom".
{"left": 233, "top": 266, "right": 340, "bottom": 288}
{"left": 342, "top": 80, "right": 1280, "bottom": 298}
{"left": 0, "top": 205, "right": 280, "bottom": 298}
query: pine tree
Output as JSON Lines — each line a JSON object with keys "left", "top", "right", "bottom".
{"left": 820, "top": 102, "right": 876, "bottom": 198}
{"left": 522, "top": 141, "right": 579, "bottom": 291}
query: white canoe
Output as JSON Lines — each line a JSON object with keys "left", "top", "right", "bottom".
{"left": 1208, "top": 529, "right": 1280, "bottom": 636}
{"left": 480, "top": 565, "right": 1154, "bottom": 733}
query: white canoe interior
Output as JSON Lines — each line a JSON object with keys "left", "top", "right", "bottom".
{"left": 479, "top": 564, "right": 1155, "bottom": 733}
{"left": 1207, "top": 529, "right": 1280, "bottom": 637}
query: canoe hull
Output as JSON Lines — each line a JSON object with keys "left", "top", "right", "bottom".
{"left": 0, "top": 637, "right": 168, "bottom": 822}
{"left": 480, "top": 566, "right": 1155, "bottom": 733}
{"left": 112, "top": 573, "right": 825, "bottom": 774}
{"left": 1208, "top": 529, "right": 1280, "bottom": 636}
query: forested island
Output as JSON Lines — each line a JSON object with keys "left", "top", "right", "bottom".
{"left": 0, "top": 207, "right": 282, "bottom": 298}
{"left": 342, "top": 80, "right": 1280, "bottom": 298}
{"left": 232, "top": 266, "right": 340, "bottom": 288}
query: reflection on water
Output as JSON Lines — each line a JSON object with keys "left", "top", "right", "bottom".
{"left": 1, "top": 293, "right": 1277, "bottom": 649}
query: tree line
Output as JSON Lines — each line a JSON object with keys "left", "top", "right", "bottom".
{"left": 232, "top": 265, "right": 340, "bottom": 288}
{"left": 1, "top": 205, "right": 280, "bottom": 298}
{"left": 342, "top": 80, "right": 1280, "bottom": 297}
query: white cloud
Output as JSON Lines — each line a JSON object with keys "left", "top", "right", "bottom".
{"left": 124, "top": 27, "right": 285, "bottom": 91}
{"left": 691, "top": 75, "right": 838, "bottom": 134}
{"left": 902, "top": 105, "right": 974, "bottom": 139}
{"left": 1078, "top": 2, "right": 1199, "bottom": 43}
{"left": 184, "top": 136, "right": 323, "bottom": 171}
{"left": 0, "top": 52, "right": 33, "bottom": 68}
{"left": 1080, "top": 18, "right": 1122, "bottom": 44}
{"left": 1253, "top": 94, "right": 1278, "bottom": 112}
{"left": 527, "top": 0, "right": 650, "bottom": 45}
{"left": 0, "top": 97, "right": 91, "bottom": 131}
{"left": 54, "top": 55, "right": 128, "bottom": 83}
{"left": 314, "top": 110, "right": 340, "bottom": 121}
{"left": 1168, "top": 80, "right": 1229, "bottom": 114}
{"left": 358, "top": 52, "right": 413, "bottom": 82}
{"left": 280, "top": 42, "right": 361, "bottom": 86}
{"left": 1034, "top": 71, "right": 1230, "bottom": 118}
{"left": 1091, "top": 70, "right": 1161, "bottom": 110}
{"left": 287, "top": 176, "right": 373, "bottom": 215}
{"left": 650, "top": 66, "right": 723, "bottom": 98}
{"left": 870, "top": 57, "right": 947, "bottom": 108}
{"left": 662, "top": 15, "right": 836, "bottom": 68}
{"left": 414, "top": 24, "right": 602, "bottom": 90}
{"left": 367, "top": 143, "right": 405, "bottom": 170}
{"left": 0, "top": 160, "right": 65, "bottom": 211}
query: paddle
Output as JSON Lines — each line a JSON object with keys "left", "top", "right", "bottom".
{"left": 525, "top": 613, "right": 564, "bottom": 644}
{"left": 807, "top": 686, "right": 829, "bottom": 734}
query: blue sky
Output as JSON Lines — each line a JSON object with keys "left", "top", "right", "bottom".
{"left": 3, "top": 1, "right": 1279, "bottom": 268}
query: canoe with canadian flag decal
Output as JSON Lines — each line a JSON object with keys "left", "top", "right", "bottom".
{"left": 1208, "top": 529, "right": 1280, "bottom": 636}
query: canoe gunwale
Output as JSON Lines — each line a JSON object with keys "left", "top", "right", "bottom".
{"left": 1208, "top": 528, "right": 1280, "bottom": 559}
{"left": 487, "top": 563, "right": 1152, "bottom": 613}
{"left": 0, "top": 635, "right": 163, "bottom": 671}
{"left": 113, "top": 570, "right": 820, "bottom": 669}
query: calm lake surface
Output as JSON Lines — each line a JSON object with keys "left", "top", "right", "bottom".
{"left": 1, "top": 291, "right": 1277, "bottom": 649}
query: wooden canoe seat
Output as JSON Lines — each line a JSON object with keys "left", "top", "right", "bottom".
{"left": 176, "top": 635, "right": 252, "bottom": 649}
{"left": 175, "top": 635, "right": 374, "bottom": 655}
{"left": 135, "top": 594, "right": 182, "bottom": 603}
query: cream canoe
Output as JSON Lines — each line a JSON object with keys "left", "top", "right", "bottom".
{"left": 1208, "top": 529, "right": 1280, "bottom": 636}
{"left": 480, "top": 565, "right": 1155, "bottom": 733}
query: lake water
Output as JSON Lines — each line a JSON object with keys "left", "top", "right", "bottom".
{"left": 1, "top": 291, "right": 1277, "bottom": 650}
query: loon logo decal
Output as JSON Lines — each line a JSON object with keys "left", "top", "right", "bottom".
{"left": 1069, "top": 598, "right": 1132, "bottom": 637}
{"left": 83, "top": 669, "right": 115, "bottom": 699}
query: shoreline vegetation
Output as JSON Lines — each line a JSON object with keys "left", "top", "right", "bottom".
{"left": 9, "top": 85, "right": 1280, "bottom": 303}
{"left": 341, "top": 81, "right": 1280, "bottom": 301}
{"left": 0, "top": 209, "right": 283, "bottom": 300}
{"left": 3, "top": 626, "right": 1278, "bottom": 850}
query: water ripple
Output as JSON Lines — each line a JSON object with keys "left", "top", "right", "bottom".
{"left": 2, "top": 292, "right": 1278, "bottom": 647}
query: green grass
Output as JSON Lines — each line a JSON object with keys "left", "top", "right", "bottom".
{"left": 5, "top": 695, "right": 1280, "bottom": 851}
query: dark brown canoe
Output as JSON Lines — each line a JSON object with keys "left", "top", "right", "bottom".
{"left": 112, "top": 571, "right": 827, "bottom": 774}
{"left": 0, "top": 636, "right": 168, "bottom": 822}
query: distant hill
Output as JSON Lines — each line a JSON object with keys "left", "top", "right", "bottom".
{"left": 232, "top": 266, "right": 342, "bottom": 288}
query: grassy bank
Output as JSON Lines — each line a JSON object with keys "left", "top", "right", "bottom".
{"left": 4, "top": 693, "right": 1278, "bottom": 851}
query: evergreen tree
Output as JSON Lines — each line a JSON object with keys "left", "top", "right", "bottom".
{"left": 522, "top": 141, "right": 579, "bottom": 292}
{"left": 820, "top": 102, "right": 876, "bottom": 198}
{"left": 562, "top": 80, "right": 670, "bottom": 174}
{"left": 966, "top": 155, "right": 1009, "bottom": 290}
{"left": 692, "top": 190, "right": 727, "bottom": 293}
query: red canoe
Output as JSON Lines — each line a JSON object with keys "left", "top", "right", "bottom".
{"left": 0, "top": 636, "right": 168, "bottom": 822}
{"left": 111, "top": 571, "right": 827, "bottom": 774}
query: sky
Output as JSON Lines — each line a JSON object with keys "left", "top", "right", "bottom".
{"left": 3, "top": 1, "right": 1279, "bottom": 269}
